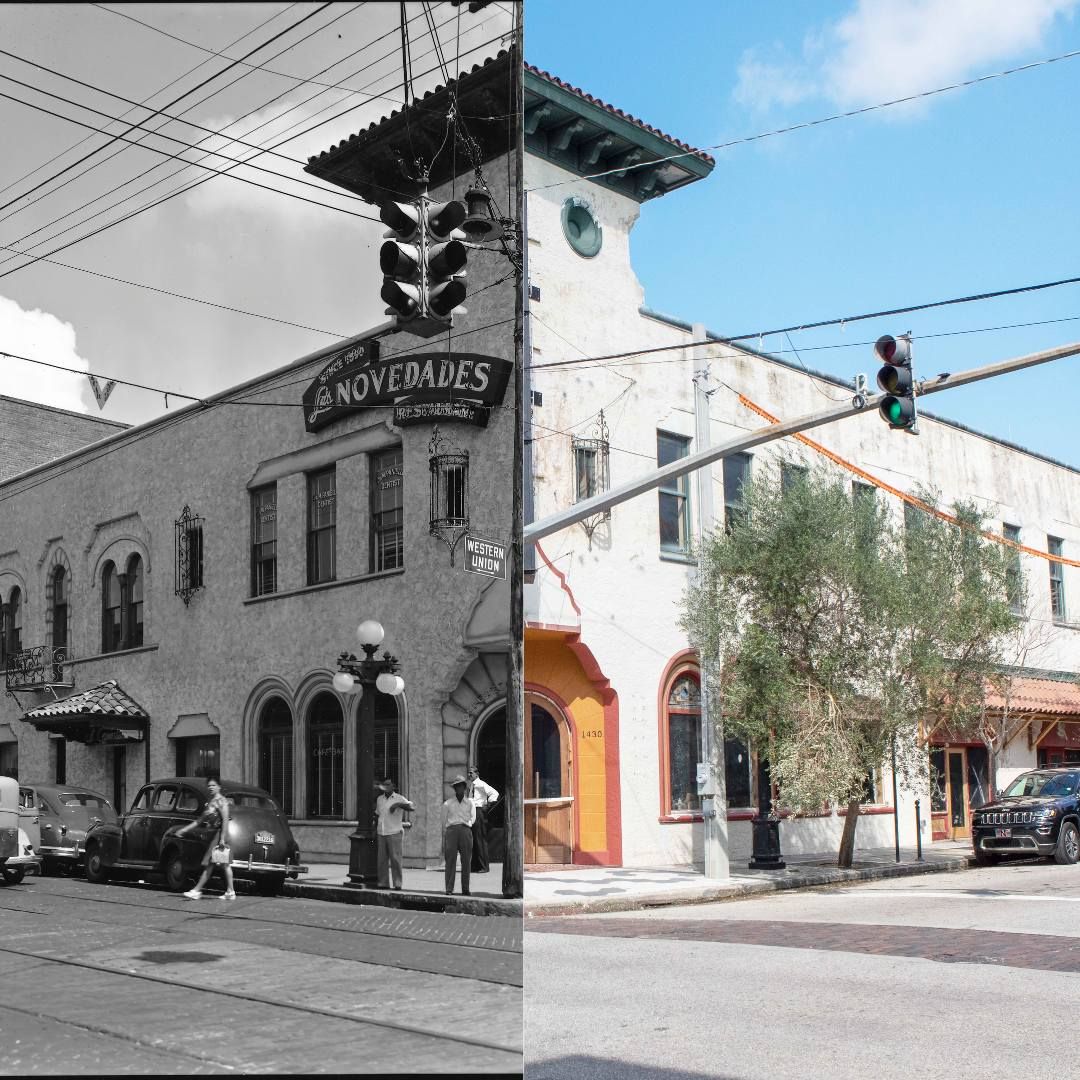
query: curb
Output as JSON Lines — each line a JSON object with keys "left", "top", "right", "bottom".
{"left": 524, "top": 856, "right": 974, "bottom": 918}
{"left": 281, "top": 879, "right": 522, "bottom": 917}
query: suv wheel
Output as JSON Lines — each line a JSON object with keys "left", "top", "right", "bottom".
{"left": 85, "top": 844, "right": 110, "bottom": 884}
{"left": 1055, "top": 821, "right": 1080, "bottom": 865}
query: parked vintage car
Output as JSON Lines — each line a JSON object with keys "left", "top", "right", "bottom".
{"left": 19, "top": 783, "right": 118, "bottom": 874}
{"left": 1, "top": 776, "right": 42, "bottom": 884}
{"left": 971, "top": 767, "right": 1080, "bottom": 865}
{"left": 83, "top": 776, "right": 307, "bottom": 895}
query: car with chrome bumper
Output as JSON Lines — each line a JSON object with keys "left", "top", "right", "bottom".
{"left": 19, "top": 783, "right": 117, "bottom": 874}
{"left": 1, "top": 775, "right": 41, "bottom": 884}
{"left": 84, "top": 777, "right": 307, "bottom": 895}
{"left": 971, "top": 768, "right": 1080, "bottom": 866}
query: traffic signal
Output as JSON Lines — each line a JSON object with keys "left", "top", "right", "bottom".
{"left": 422, "top": 199, "right": 468, "bottom": 325}
{"left": 875, "top": 334, "right": 917, "bottom": 433}
{"left": 379, "top": 201, "right": 422, "bottom": 324}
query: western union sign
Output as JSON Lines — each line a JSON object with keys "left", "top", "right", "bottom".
{"left": 463, "top": 535, "right": 507, "bottom": 579}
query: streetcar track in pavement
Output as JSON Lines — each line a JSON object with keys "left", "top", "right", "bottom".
{"left": 0, "top": 942, "right": 524, "bottom": 1057}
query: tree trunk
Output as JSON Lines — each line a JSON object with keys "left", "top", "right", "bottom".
{"left": 837, "top": 799, "right": 861, "bottom": 868}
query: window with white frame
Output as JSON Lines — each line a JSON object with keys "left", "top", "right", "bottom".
{"left": 1049, "top": 535, "right": 1066, "bottom": 621}
{"left": 1003, "top": 523, "right": 1023, "bottom": 614}
{"left": 657, "top": 431, "right": 691, "bottom": 554}
{"left": 723, "top": 453, "right": 752, "bottom": 533}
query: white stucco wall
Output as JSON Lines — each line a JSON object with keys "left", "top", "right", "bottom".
{"left": 526, "top": 147, "right": 1080, "bottom": 867}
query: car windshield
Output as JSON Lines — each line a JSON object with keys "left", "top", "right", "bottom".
{"left": 59, "top": 794, "right": 111, "bottom": 810}
{"left": 1002, "top": 772, "right": 1077, "bottom": 798}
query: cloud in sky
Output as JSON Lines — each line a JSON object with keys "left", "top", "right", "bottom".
{"left": 0, "top": 295, "right": 91, "bottom": 412}
{"left": 734, "top": 0, "right": 1079, "bottom": 114}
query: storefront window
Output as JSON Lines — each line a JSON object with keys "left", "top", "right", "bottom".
{"left": 307, "top": 692, "right": 343, "bottom": 818}
{"left": 259, "top": 697, "right": 293, "bottom": 816}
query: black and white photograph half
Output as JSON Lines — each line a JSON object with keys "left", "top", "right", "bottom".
{"left": 0, "top": 3, "right": 523, "bottom": 1076}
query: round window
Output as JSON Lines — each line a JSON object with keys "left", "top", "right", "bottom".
{"left": 561, "top": 198, "right": 602, "bottom": 258}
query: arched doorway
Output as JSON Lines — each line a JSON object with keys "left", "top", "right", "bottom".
{"left": 473, "top": 704, "right": 506, "bottom": 862}
{"left": 525, "top": 694, "right": 573, "bottom": 864}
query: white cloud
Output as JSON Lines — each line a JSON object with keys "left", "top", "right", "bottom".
{"left": 733, "top": 0, "right": 1079, "bottom": 115}
{"left": 0, "top": 296, "right": 91, "bottom": 412}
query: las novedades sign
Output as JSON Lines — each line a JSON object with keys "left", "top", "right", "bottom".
{"left": 303, "top": 339, "right": 513, "bottom": 433}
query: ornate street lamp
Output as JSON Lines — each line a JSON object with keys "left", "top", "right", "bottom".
{"left": 334, "top": 619, "right": 405, "bottom": 886}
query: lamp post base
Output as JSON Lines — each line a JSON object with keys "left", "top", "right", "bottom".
{"left": 347, "top": 828, "right": 378, "bottom": 886}
{"left": 748, "top": 815, "right": 786, "bottom": 870}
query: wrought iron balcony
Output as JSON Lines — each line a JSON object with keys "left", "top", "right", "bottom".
{"left": 4, "top": 645, "right": 74, "bottom": 691}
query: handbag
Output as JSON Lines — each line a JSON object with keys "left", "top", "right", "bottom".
{"left": 211, "top": 843, "right": 231, "bottom": 865}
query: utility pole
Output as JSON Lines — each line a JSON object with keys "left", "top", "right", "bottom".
{"left": 692, "top": 325, "right": 730, "bottom": 880}
{"left": 526, "top": 341, "right": 1080, "bottom": 543}
{"left": 502, "top": 28, "right": 524, "bottom": 900}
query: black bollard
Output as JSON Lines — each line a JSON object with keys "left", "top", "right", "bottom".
{"left": 914, "top": 798, "right": 923, "bottom": 861}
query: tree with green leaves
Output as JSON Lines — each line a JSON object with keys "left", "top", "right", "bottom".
{"left": 682, "top": 463, "right": 1020, "bottom": 868}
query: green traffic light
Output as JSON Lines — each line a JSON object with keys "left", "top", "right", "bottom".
{"left": 886, "top": 399, "right": 904, "bottom": 424}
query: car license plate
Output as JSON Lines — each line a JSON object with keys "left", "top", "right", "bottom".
{"left": 995, "top": 828, "right": 1011, "bottom": 838}
{"left": 255, "top": 831, "right": 275, "bottom": 845}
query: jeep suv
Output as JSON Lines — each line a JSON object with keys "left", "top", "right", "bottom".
{"left": 971, "top": 768, "right": 1080, "bottom": 866}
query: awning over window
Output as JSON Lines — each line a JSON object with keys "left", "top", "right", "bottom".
{"left": 984, "top": 676, "right": 1080, "bottom": 717}
{"left": 167, "top": 713, "right": 218, "bottom": 740}
{"left": 21, "top": 680, "right": 149, "bottom": 744}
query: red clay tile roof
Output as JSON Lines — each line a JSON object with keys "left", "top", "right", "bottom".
{"left": 985, "top": 676, "right": 1080, "bottom": 717}
{"left": 25, "top": 680, "right": 149, "bottom": 720}
{"left": 525, "top": 63, "right": 715, "bottom": 167}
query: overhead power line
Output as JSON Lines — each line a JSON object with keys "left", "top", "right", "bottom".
{"left": 526, "top": 46, "right": 1080, "bottom": 193}
{"left": 527, "top": 273, "right": 1080, "bottom": 372}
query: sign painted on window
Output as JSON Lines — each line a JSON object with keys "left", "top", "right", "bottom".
{"left": 303, "top": 343, "right": 512, "bottom": 433}
{"left": 463, "top": 534, "right": 507, "bottom": 579}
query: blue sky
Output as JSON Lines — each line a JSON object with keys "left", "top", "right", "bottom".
{"left": 527, "top": 0, "right": 1080, "bottom": 468}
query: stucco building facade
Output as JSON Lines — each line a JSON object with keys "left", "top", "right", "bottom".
{"left": 0, "top": 52, "right": 517, "bottom": 868}
{"left": 522, "top": 64, "right": 1080, "bottom": 868}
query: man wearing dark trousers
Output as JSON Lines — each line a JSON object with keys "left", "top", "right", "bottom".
{"left": 441, "top": 774, "right": 475, "bottom": 895}
{"left": 468, "top": 765, "right": 499, "bottom": 873}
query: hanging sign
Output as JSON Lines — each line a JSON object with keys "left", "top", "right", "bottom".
{"left": 463, "top": 534, "right": 507, "bottom": 579}
{"left": 303, "top": 342, "right": 512, "bottom": 433}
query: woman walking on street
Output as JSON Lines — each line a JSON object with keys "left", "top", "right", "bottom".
{"left": 178, "top": 775, "right": 235, "bottom": 900}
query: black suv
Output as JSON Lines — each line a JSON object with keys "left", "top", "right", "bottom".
{"left": 971, "top": 768, "right": 1080, "bottom": 866}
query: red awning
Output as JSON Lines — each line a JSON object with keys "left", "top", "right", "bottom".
{"left": 984, "top": 676, "right": 1080, "bottom": 718}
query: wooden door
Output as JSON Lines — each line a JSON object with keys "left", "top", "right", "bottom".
{"left": 524, "top": 697, "right": 573, "bottom": 864}
{"left": 946, "top": 748, "right": 971, "bottom": 840}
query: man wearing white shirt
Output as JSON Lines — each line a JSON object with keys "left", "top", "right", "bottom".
{"left": 441, "top": 775, "right": 475, "bottom": 895}
{"left": 375, "top": 777, "right": 415, "bottom": 890}
{"left": 468, "top": 765, "right": 499, "bottom": 873}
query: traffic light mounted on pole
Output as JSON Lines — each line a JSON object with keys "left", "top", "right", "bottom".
{"left": 875, "top": 333, "right": 918, "bottom": 433}
{"left": 379, "top": 195, "right": 468, "bottom": 337}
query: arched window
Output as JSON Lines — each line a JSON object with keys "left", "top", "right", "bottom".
{"left": 126, "top": 555, "right": 143, "bottom": 648}
{"left": 307, "top": 692, "right": 343, "bottom": 818}
{"left": 2, "top": 587, "right": 22, "bottom": 666}
{"left": 258, "top": 697, "right": 293, "bottom": 816}
{"left": 662, "top": 669, "right": 701, "bottom": 815}
{"left": 374, "top": 692, "right": 400, "bottom": 788}
{"left": 102, "top": 562, "right": 122, "bottom": 652}
{"left": 52, "top": 567, "right": 68, "bottom": 651}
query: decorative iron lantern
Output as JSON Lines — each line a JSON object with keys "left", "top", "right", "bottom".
{"left": 428, "top": 426, "right": 469, "bottom": 564}
{"left": 570, "top": 409, "right": 611, "bottom": 548}
{"left": 174, "top": 505, "right": 205, "bottom": 606}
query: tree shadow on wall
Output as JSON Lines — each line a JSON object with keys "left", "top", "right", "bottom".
{"left": 526, "top": 1056, "right": 744, "bottom": 1080}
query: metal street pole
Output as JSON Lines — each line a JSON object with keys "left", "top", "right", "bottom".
{"left": 525, "top": 341, "right": 1080, "bottom": 543}
{"left": 692, "top": 325, "right": 730, "bottom": 880}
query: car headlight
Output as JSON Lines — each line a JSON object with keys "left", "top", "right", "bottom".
{"left": 1043, "top": 808, "right": 1058, "bottom": 819}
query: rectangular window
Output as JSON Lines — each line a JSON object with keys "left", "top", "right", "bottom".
{"left": 0, "top": 740, "right": 17, "bottom": 779}
{"left": 1049, "top": 535, "right": 1066, "bottom": 621}
{"left": 860, "top": 768, "right": 883, "bottom": 805}
{"left": 575, "top": 445, "right": 601, "bottom": 501}
{"left": 1003, "top": 523, "right": 1023, "bottom": 614}
{"left": 185, "top": 526, "right": 204, "bottom": 590}
{"left": 251, "top": 485, "right": 277, "bottom": 596}
{"left": 657, "top": 431, "right": 691, "bottom": 554}
{"left": 724, "top": 737, "right": 753, "bottom": 809}
{"left": 723, "top": 453, "right": 752, "bottom": 533}
{"left": 307, "top": 467, "right": 337, "bottom": 586}
{"left": 175, "top": 736, "right": 219, "bottom": 779}
{"left": 308, "top": 727, "right": 344, "bottom": 818}
{"left": 780, "top": 462, "right": 807, "bottom": 494}
{"left": 370, "top": 448, "right": 404, "bottom": 573}
{"left": 668, "top": 712, "right": 701, "bottom": 812}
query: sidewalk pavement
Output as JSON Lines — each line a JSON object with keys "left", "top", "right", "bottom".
{"left": 525, "top": 842, "right": 976, "bottom": 917}
{"left": 280, "top": 859, "right": 522, "bottom": 917}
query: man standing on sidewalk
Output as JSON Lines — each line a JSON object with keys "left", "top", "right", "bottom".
{"left": 376, "top": 777, "right": 415, "bottom": 890}
{"left": 442, "top": 775, "right": 475, "bottom": 895}
{"left": 468, "top": 765, "right": 499, "bottom": 874}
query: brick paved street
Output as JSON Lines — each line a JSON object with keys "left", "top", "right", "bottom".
{"left": 0, "top": 874, "right": 522, "bottom": 1075}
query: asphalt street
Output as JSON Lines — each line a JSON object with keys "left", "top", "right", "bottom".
{"left": 0, "top": 872, "right": 523, "bottom": 1075}
{"left": 525, "top": 860, "right": 1080, "bottom": 1080}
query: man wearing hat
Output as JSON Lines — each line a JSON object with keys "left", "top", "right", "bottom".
{"left": 376, "top": 777, "right": 415, "bottom": 890}
{"left": 441, "top": 774, "right": 476, "bottom": 895}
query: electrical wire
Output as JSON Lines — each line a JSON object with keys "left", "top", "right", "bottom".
{"left": 525, "top": 46, "right": 1080, "bottom": 194}
{"left": 527, "top": 273, "right": 1080, "bottom": 372}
